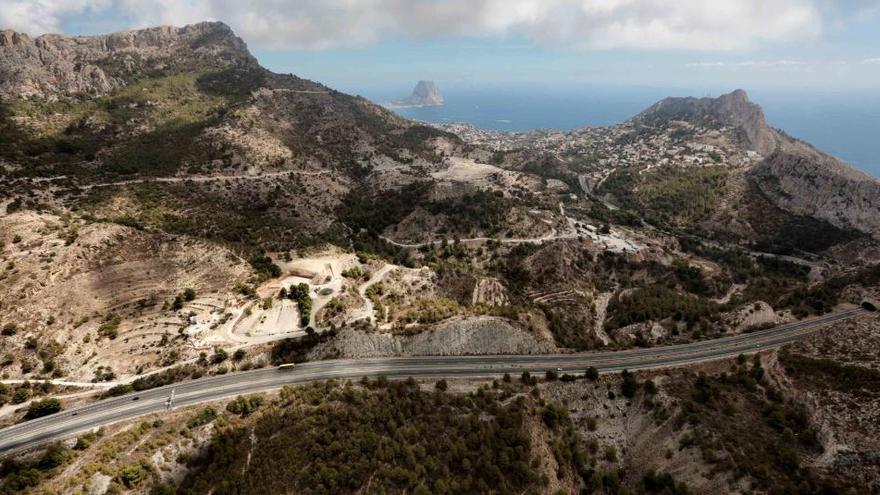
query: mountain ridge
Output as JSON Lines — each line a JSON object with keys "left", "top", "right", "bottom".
{"left": 634, "top": 88, "right": 778, "bottom": 156}
{"left": 635, "top": 88, "right": 879, "bottom": 237}
{"left": 0, "top": 21, "right": 256, "bottom": 99}
{"left": 0, "top": 23, "right": 878, "bottom": 493}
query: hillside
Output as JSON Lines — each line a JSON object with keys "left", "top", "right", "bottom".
{"left": 0, "top": 20, "right": 879, "bottom": 495}
{"left": 636, "top": 90, "right": 880, "bottom": 239}
{"left": 0, "top": 22, "right": 468, "bottom": 251}
{"left": 0, "top": 23, "right": 877, "bottom": 380}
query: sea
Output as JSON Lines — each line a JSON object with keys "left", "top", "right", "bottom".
{"left": 358, "top": 85, "right": 880, "bottom": 178}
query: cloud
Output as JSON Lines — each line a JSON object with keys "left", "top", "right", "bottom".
{"left": 2, "top": 0, "right": 824, "bottom": 51}
{"left": 689, "top": 58, "right": 880, "bottom": 69}
{"left": 686, "top": 60, "right": 810, "bottom": 68}
{"left": 0, "top": 0, "right": 112, "bottom": 34}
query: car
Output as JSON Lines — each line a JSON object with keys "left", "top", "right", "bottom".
{"left": 132, "top": 396, "right": 140, "bottom": 401}
{"left": 556, "top": 367, "right": 563, "bottom": 372}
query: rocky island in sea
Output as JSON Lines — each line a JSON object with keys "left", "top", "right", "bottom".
{"left": 386, "top": 80, "right": 444, "bottom": 108}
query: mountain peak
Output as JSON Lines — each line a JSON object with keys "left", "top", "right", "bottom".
{"left": 635, "top": 89, "right": 777, "bottom": 155}
{"left": 408, "top": 80, "right": 445, "bottom": 106}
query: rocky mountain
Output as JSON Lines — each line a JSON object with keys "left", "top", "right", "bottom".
{"left": 636, "top": 89, "right": 880, "bottom": 239}
{"left": 0, "top": 22, "right": 256, "bottom": 99}
{"left": 635, "top": 89, "right": 779, "bottom": 156}
{"left": 0, "top": 22, "right": 464, "bottom": 252}
{"left": 393, "top": 80, "right": 444, "bottom": 107}
{"left": 749, "top": 147, "right": 880, "bottom": 237}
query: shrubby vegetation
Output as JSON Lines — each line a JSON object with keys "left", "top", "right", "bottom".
{"left": 779, "top": 350, "right": 880, "bottom": 398}
{"left": 0, "top": 71, "right": 236, "bottom": 177}
{"left": 186, "top": 407, "right": 219, "bottom": 429}
{"left": 226, "top": 394, "right": 265, "bottom": 417}
{"left": 286, "top": 282, "right": 313, "bottom": 327}
{"left": 270, "top": 328, "right": 336, "bottom": 365}
{"left": 24, "top": 398, "right": 62, "bottom": 419}
{"left": 599, "top": 165, "right": 727, "bottom": 231}
{"left": 0, "top": 442, "right": 73, "bottom": 494}
{"left": 605, "top": 286, "right": 718, "bottom": 331}
{"left": 339, "top": 184, "right": 512, "bottom": 239}
{"left": 667, "top": 359, "right": 833, "bottom": 493}
{"left": 97, "top": 314, "right": 122, "bottom": 340}
{"left": 179, "top": 379, "right": 586, "bottom": 494}
{"left": 0, "top": 381, "right": 56, "bottom": 407}
{"left": 102, "top": 363, "right": 221, "bottom": 398}
{"left": 248, "top": 252, "right": 282, "bottom": 281}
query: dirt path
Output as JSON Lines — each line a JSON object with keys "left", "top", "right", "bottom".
{"left": 0, "top": 379, "right": 115, "bottom": 388}
{"left": 713, "top": 283, "right": 745, "bottom": 305}
{"left": 380, "top": 213, "right": 641, "bottom": 254}
{"left": 77, "top": 170, "right": 330, "bottom": 190}
{"left": 593, "top": 292, "right": 613, "bottom": 346}
{"left": 22, "top": 169, "right": 331, "bottom": 192}
{"left": 379, "top": 228, "right": 565, "bottom": 249}
{"left": 351, "top": 264, "right": 397, "bottom": 324}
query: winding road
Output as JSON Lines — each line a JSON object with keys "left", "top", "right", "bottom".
{"left": 0, "top": 307, "right": 868, "bottom": 454}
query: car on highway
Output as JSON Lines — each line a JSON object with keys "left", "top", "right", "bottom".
{"left": 278, "top": 363, "right": 296, "bottom": 370}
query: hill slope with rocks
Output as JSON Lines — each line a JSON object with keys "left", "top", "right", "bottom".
{"left": 636, "top": 89, "right": 880, "bottom": 239}
{"left": 0, "top": 21, "right": 879, "bottom": 495}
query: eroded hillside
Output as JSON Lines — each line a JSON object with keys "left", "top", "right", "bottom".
{"left": 8, "top": 310, "right": 877, "bottom": 494}
{"left": 0, "top": 24, "right": 878, "bottom": 495}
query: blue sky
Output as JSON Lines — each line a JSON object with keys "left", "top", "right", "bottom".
{"left": 2, "top": 0, "right": 880, "bottom": 92}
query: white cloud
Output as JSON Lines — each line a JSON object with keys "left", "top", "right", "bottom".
{"left": 687, "top": 60, "right": 810, "bottom": 68}
{"left": 689, "top": 58, "right": 880, "bottom": 69}
{"left": 1, "top": 0, "right": 824, "bottom": 51}
{"left": 0, "top": 0, "right": 112, "bottom": 34}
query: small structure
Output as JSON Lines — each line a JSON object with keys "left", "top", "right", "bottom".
{"left": 861, "top": 298, "right": 879, "bottom": 312}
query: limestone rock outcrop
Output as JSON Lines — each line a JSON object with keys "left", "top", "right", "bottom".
{"left": 0, "top": 22, "right": 256, "bottom": 99}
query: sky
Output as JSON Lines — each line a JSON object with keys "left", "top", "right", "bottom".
{"left": 1, "top": 0, "right": 880, "bottom": 92}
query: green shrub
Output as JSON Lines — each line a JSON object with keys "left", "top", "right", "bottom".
{"left": 620, "top": 370, "right": 638, "bottom": 398}
{"left": 211, "top": 348, "right": 229, "bottom": 364}
{"left": 585, "top": 367, "right": 599, "bottom": 381}
{"left": 187, "top": 407, "right": 218, "bottom": 429}
{"left": 98, "top": 315, "right": 122, "bottom": 339}
{"left": 226, "top": 394, "right": 264, "bottom": 417}
{"left": 25, "top": 398, "right": 62, "bottom": 419}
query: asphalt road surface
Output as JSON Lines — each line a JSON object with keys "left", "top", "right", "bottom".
{"left": 0, "top": 307, "right": 868, "bottom": 454}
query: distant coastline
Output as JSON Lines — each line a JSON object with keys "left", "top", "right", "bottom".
{"left": 383, "top": 101, "right": 445, "bottom": 110}
{"left": 373, "top": 85, "right": 880, "bottom": 178}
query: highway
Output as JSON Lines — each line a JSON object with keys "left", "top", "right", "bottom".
{"left": 0, "top": 307, "right": 868, "bottom": 454}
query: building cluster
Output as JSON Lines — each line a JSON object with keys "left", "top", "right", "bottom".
{"left": 433, "top": 120, "right": 761, "bottom": 183}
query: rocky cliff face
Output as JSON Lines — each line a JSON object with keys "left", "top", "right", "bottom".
{"left": 0, "top": 21, "right": 256, "bottom": 99}
{"left": 748, "top": 149, "right": 880, "bottom": 237}
{"left": 635, "top": 89, "right": 779, "bottom": 156}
